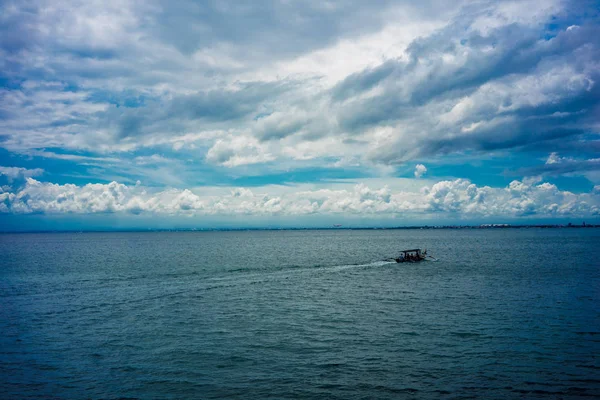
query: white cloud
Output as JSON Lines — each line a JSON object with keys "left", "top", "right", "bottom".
{"left": 545, "top": 152, "right": 575, "bottom": 165}
{"left": 414, "top": 164, "right": 427, "bottom": 178}
{"left": 546, "top": 152, "right": 561, "bottom": 164}
{"left": 205, "top": 135, "right": 275, "bottom": 167}
{"left": 0, "top": 166, "right": 44, "bottom": 180}
{"left": 1, "top": 177, "right": 597, "bottom": 219}
{"left": 133, "top": 154, "right": 171, "bottom": 165}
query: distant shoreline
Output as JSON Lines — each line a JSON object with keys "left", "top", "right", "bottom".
{"left": 1, "top": 224, "right": 599, "bottom": 234}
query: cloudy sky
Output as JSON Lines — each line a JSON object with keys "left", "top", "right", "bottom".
{"left": 1, "top": 0, "right": 599, "bottom": 229}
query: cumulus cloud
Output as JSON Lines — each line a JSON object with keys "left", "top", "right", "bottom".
{"left": 1, "top": 178, "right": 597, "bottom": 219}
{"left": 414, "top": 164, "right": 427, "bottom": 178}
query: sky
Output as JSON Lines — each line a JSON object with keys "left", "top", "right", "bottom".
{"left": 0, "top": 0, "right": 599, "bottom": 230}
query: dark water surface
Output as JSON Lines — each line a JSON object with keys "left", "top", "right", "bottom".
{"left": 1, "top": 229, "right": 599, "bottom": 399}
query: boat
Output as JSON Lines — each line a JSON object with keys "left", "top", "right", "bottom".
{"left": 394, "top": 249, "right": 427, "bottom": 263}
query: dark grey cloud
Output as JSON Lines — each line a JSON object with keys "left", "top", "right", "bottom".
{"left": 146, "top": 0, "right": 454, "bottom": 59}
{"left": 335, "top": 22, "right": 599, "bottom": 126}
{"left": 0, "top": 0, "right": 41, "bottom": 54}
{"left": 518, "top": 158, "right": 600, "bottom": 177}
{"left": 169, "top": 82, "right": 286, "bottom": 122}
{"left": 0, "top": 0, "right": 453, "bottom": 85}
{"left": 331, "top": 60, "right": 397, "bottom": 101}
{"left": 1, "top": 0, "right": 598, "bottom": 184}
{"left": 413, "top": 74, "right": 600, "bottom": 158}
{"left": 420, "top": 125, "right": 584, "bottom": 159}
{"left": 103, "top": 81, "right": 292, "bottom": 140}
{"left": 519, "top": 137, "right": 600, "bottom": 157}
{"left": 328, "top": 5, "right": 600, "bottom": 165}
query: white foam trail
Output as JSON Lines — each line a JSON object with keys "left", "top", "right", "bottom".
{"left": 325, "top": 260, "right": 395, "bottom": 272}
{"left": 201, "top": 260, "right": 397, "bottom": 292}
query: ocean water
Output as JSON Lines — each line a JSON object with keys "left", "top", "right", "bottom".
{"left": 1, "top": 228, "right": 599, "bottom": 399}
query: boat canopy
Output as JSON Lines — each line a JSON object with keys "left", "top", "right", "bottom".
{"left": 401, "top": 249, "right": 422, "bottom": 254}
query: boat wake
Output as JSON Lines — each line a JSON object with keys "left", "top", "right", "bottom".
{"left": 54, "top": 260, "right": 402, "bottom": 317}
{"left": 325, "top": 260, "right": 395, "bottom": 272}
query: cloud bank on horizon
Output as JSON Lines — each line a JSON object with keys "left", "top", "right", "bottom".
{"left": 0, "top": 0, "right": 599, "bottom": 226}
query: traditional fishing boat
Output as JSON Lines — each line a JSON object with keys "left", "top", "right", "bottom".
{"left": 394, "top": 249, "right": 427, "bottom": 263}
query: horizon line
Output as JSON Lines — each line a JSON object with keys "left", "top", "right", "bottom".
{"left": 1, "top": 223, "right": 599, "bottom": 234}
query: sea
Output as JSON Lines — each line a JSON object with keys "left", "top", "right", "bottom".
{"left": 1, "top": 228, "right": 599, "bottom": 399}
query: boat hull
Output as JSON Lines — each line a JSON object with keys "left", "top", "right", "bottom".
{"left": 394, "top": 257, "right": 425, "bottom": 263}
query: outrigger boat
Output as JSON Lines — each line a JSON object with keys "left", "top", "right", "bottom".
{"left": 393, "top": 249, "right": 429, "bottom": 263}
